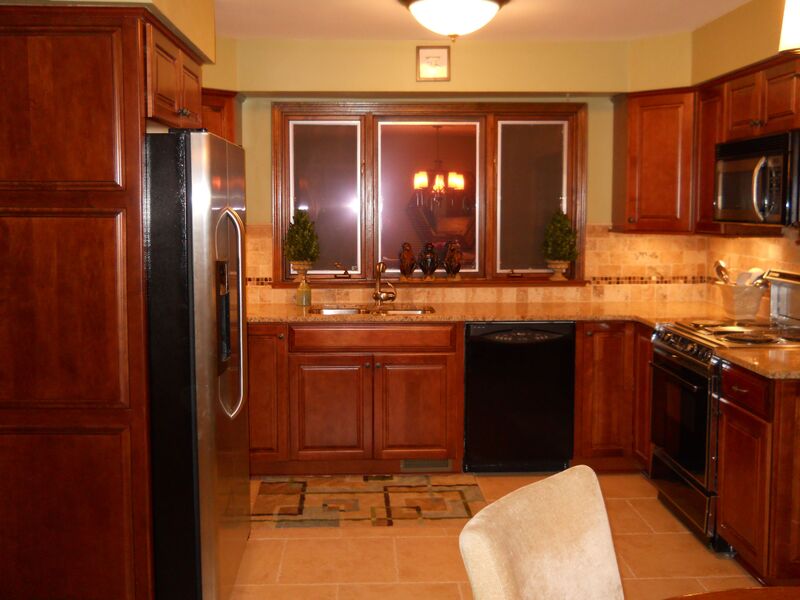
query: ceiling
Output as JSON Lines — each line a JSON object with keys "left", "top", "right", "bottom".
{"left": 215, "top": 0, "right": 753, "bottom": 41}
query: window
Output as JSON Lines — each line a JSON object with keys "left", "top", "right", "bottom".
{"left": 273, "top": 102, "right": 586, "bottom": 284}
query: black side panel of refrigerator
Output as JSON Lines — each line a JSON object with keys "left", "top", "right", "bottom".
{"left": 143, "top": 132, "right": 202, "bottom": 600}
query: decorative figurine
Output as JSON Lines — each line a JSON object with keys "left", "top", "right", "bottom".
{"left": 444, "top": 240, "right": 462, "bottom": 280}
{"left": 418, "top": 242, "right": 438, "bottom": 281}
{"left": 399, "top": 242, "right": 416, "bottom": 281}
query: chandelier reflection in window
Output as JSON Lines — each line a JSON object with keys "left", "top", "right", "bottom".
{"left": 412, "top": 125, "right": 469, "bottom": 212}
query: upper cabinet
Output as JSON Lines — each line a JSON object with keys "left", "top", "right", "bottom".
{"left": 694, "top": 85, "right": 725, "bottom": 234}
{"left": 612, "top": 91, "right": 695, "bottom": 233}
{"left": 145, "top": 24, "right": 202, "bottom": 129}
{"left": 202, "top": 88, "right": 238, "bottom": 143}
{"left": 723, "top": 59, "right": 800, "bottom": 141}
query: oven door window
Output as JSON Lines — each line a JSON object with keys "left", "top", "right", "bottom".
{"left": 650, "top": 354, "right": 710, "bottom": 488}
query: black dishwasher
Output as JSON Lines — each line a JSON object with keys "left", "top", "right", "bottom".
{"left": 464, "top": 322, "right": 575, "bottom": 472}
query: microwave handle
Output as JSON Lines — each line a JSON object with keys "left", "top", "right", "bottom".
{"left": 751, "top": 156, "right": 767, "bottom": 222}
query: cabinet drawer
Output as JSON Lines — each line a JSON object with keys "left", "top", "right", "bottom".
{"left": 289, "top": 324, "right": 456, "bottom": 352}
{"left": 721, "top": 362, "right": 771, "bottom": 420}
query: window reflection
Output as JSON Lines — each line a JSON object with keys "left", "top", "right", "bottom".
{"left": 378, "top": 122, "right": 479, "bottom": 273}
{"left": 290, "top": 121, "right": 361, "bottom": 273}
{"left": 497, "top": 121, "right": 567, "bottom": 272}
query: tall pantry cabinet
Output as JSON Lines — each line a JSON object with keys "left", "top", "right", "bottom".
{"left": 0, "top": 7, "right": 202, "bottom": 598}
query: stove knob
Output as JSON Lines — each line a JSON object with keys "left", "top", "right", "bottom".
{"left": 686, "top": 342, "right": 697, "bottom": 354}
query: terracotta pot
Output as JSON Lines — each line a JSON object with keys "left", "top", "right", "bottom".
{"left": 546, "top": 260, "right": 570, "bottom": 282}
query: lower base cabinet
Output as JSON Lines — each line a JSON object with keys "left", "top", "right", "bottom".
{"left": 249, "top": 323, "right": 464, "bottom": 474}
{"left": 716, "top": 361, "right": 800, "bottom": 584}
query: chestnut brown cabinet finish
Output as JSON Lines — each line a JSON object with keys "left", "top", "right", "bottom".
{"left": 717, "top": 396, "right": 772, "bottom": 575}
{"left": 724, "top": 60, "right": 800, "bottom": 141}
{"left": 250, "top": 323, "right": 463, "bottom": 474}
{"left": 716, "top": 362, "right": 800, "bottom": 584}
{"left": 202, "top": 88, "right": 238, "bottom": 143}
{"left": 248, "top": 324, "right": 289, "bottom": 469}
{"left": 0, "top": 8, "right": 151, "bottom": 599}
{"left": 145, "top": 23, "right": 202, "bottom": 128}
{"left": 374, "top": 353, "right": 455, "bottom": 459}
{"left": 289, "top": 353, "right": 374, "bottom": 460}
{"left": 632, "top": 323, "right": 653, "bottom": 469}
{"left": 694, "top": 86, "right": 725, "bottom": 234}
{"left": 612, "top": 91, "right": 695, "bottom": 233}
{"left": 574, "top": 322, "right": 635, "bottom": 467}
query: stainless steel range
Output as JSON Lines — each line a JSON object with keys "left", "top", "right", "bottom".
{"left": 650, "top": 269, "right": 800, "bottom": 547}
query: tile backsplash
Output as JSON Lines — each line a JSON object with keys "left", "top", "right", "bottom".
{"left": 246, "top": 223, "right": 798, "bottom": 308}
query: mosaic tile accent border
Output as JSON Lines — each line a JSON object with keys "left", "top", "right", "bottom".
{"left": 246, "top": 277, "right": 273, "bottom": 285}
{"left": 590, "top": 275, "right": 712, "bottom": 285}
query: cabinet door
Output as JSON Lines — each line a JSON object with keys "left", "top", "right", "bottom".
{"left": 373, "top": 353, "right": 455, "bottom": 460}
{"left": 623, "top": 92, "right": 694, "bottom": 232}
{"left": 717, "top": 398, "right": 771, "bottom": 575}
{"left": 248, "top": 325, "right": 288, "bottom": 470}
{"left": 632, "top": 323, "right": 653, "bottom": 469}
{"left": 145, "top": 24, "right": 181, "bottom": 125}
{"left": 724, "top": 72, "right": 761, "bottom": 140}
{"left": 574, "top": 322, "right": 634, "bottom": 460}
{"left": 180, "top": 54, "right": 203, "bottom": 128}
{"left": 202, "top": 88, "right": 237, "bottom": 143}
{"left": 761, "top": 60, "right": 800, "bottom": 135}
{"left": 694, "top": 86, "right": 724, "bottom": 234}
{"left": 288, "top": 354, "right": 373, "bottom": 460}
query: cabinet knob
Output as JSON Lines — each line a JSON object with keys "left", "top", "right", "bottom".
{"left": 375, "top": 363, "right": 382, "bottom": 368}
{"left": 627, "top": 217, "right": 636, "bottom": 224}
{"left": 177, "top": 107, "right": 191, "bottom": 117}
{"left": 277, "top": 333, "right": 284, "bottom": 340}
{"left": 364, "top": 362, "right": 371, "bottom": 368}
{"left": 586, "top": 330, "right": 594, "bottom": 337}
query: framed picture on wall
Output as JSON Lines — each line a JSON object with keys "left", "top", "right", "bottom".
{"left": 416, "top": 46, "right": 450, "bottom": 82}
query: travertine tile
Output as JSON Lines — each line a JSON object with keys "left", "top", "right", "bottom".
{"left": 279, "top": 538, "right": 397, "bottom": 583}
{"left": 597, "top": 474, "right": 658, "bottom": 499}
{"left": 235, "top": 539, "right": 285, "bottom": 585}
{"left": 395, "top": 536, "right": 468, "bottom": 582}
{"left": 698, "top": 575, "right": 761, "bottom": 592}
{"left": 230, "top": 584, "right": 337, "bottom": 600}
{"left": 338, "top": 582, "right": 463, "bottom": 599}
{"left": 622, "top": 577, "right": 706, "bottom": 600}
{"left": 475, "top": 474, "right": 550, "bottom": 501}
{"left": 628, "top": 498, "right": 688, "bottom": 533}
{"left": 615, "top": 533, "right": 746, "bottom": 578}
{"left": 604, "top": 499, "right": 653, "bottom": 534}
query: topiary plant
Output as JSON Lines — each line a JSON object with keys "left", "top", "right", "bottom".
{"left": 284, "top": 209, "right": 320, "bottom": 263}
{"left": 542, "top": 209, "right": 578, "bottom": 262}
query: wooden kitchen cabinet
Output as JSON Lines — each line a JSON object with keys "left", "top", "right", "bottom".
{"left": 715, "top": 361, "right": 800, "bottom": 584}
{"left": 717, "top": 394, "right": 772, "bottom": 575}
{"left": 612, "top": 90, "right": 695, "bottom": 233}
{"left": 202, "top": 88, "right": 238, "bottom": 143}
{"left": 573, "top": 321, "right": 636, "bottom": 469}
{"left": 145, "top": 23, "right": 202, "bottom": 128}
{"left": 289, "top": 353, "right": 373, "bottom": 461}
{"left": 723, "top": 59, "right": 800, "bottom": 141}
{"left": 694, "top": 85, "right": 725, "bottom": 234}
{"left": 632, "top": 322, "right": 653, "bottom": 470}
{"left": 250, "top": 323, "right": 464, "bottom": 474}
{"left": 248, "top": 324, "right": 289, "bottom": 469}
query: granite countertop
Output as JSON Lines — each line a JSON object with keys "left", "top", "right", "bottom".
{"left": 246, "top": 301, "right": 800, "bottom": 380}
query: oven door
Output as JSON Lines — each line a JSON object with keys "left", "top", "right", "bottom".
{"left": 650, "top": 348, "right": 712, "bottom": 488}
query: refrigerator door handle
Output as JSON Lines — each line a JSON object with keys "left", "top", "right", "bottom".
{"left": 220, "top": 207, "right": 246, "bottom": 420}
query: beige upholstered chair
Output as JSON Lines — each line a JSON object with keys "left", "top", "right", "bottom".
{"left": 459, "top": 465, "right": 624, "bottom": 600}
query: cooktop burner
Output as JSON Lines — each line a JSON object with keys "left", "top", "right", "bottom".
{"left": 722, "top": 332, "right": 781, "bottom": 344}
{"left": 689, "top": 319, "right": 726, "bottom": 328}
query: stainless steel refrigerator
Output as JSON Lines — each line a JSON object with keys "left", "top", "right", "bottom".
{"left": 144, "top": 131, "right": 250, "bottom": 600}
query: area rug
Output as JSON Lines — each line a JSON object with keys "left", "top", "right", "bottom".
{"left": 251, "top": 474, "right": 486, "bottom": 528}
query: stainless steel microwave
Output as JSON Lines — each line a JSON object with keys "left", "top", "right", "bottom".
{"left": 715, "top": 131, "right": 799, "bottom": 225}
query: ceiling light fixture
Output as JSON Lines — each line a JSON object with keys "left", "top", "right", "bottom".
{"left": 400, "top": 0, "right": 510, "bottom": 41}
{"left": 780, "top": 0, "right": 800, "bottom": 51}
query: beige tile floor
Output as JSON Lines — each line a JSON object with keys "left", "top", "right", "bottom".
{"left": 232, "top": 472, "right": 759, "bottom": 600}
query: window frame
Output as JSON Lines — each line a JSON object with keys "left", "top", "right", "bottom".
{"left": 272, "top": 101, "right": 587, "bottom": 286}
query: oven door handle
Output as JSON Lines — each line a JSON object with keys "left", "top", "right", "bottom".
{"left": 649, "top": 361, "right": 701, "bottom": 394}
{"left": 752, "top": 156, "right": 767, "bottom": 222}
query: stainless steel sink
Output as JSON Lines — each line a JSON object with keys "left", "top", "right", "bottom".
{"left": 375, "top": 305, "right": 435, "bottom": 315}
{"left": 306, "top": 305, "right": 372, "bottom": 315}
{"left": 306, "top": 304, "right": 435, "bottom": 316}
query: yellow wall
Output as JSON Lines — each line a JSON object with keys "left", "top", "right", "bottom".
{"left": 692, "top": 0, "right": 785, "bottom": 82}
{"left": 628, "top": 32, "right": 693, "bottom": 91}
{"left": 203, "top": 36, "right": 238, "bottom": 89}
{"left": 44, "top": 0, "right": 216, "bottom": 61}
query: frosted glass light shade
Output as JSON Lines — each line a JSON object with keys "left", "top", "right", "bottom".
{"left": 780, "top": 0, "right": 800, "bottom": 51}
{"left": 413, "top": 170, "right": 429, "bottom": 189}
{"left": 408, "top": 0, "right": 502, "bottom": 37}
